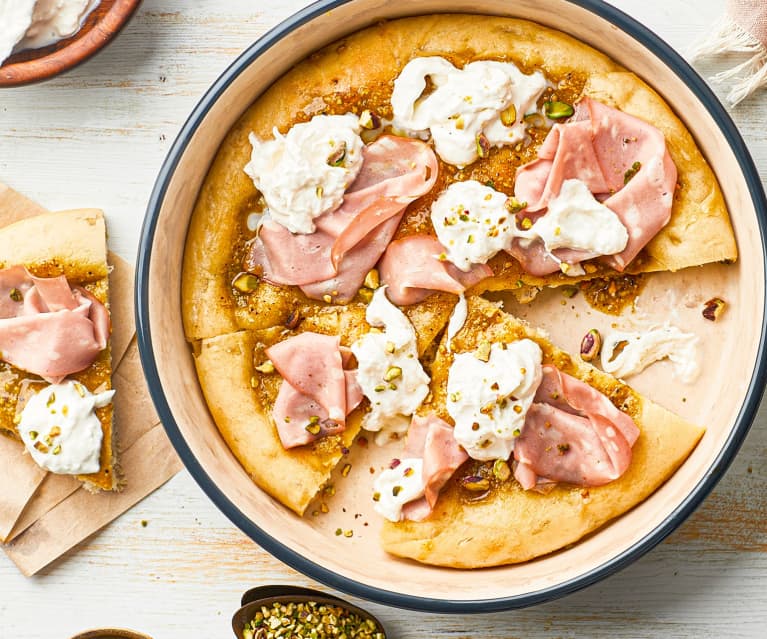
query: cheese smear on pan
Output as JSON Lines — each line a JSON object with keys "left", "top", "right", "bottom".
{"left": 372, "top": 459, "right": 425, "bottom": 522}
{"left": 245, "top": 114, "right": 364, "bottom": 234}
{"left": 19, "top": 381, "right": 114, "bottom": 475}
{"left": 391, "top": 56, "right": 547, "bottom": 166}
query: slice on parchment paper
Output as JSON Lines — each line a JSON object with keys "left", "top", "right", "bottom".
{"left": 0, "top": 209, "right": 117, "bottom": 492}
{"left": 380, "top": 296, "right": 705, "bottom": 568}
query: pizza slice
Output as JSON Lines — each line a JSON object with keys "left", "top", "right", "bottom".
{"left": 0, "top": 209, "right": 117, "bottom": 491}
{"left": 193, "top": 290, "right": 452, "bottom": 515}
{"left": 378, "top": 295, "right": 704, "bottom": 567}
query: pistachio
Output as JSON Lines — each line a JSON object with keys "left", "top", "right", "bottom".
{"left": 623, "top": 161, "right": 642, "bottom": 184}
{"left": 384, "top": 366, "right": 402, "bottom": 382}
{"left": 561, "top": 285, "right": 579, "bottom": 298}
{"left": 305, "top": 422, "right": 321, "bottom": 436}
{"left": 357, "top": 287, "right": 374, "bottom": 303}
{"left": 359, "top": 109, "right": 381, "bottom": 130}
{"left": 74, "top": 383, "right": 86, "bottom": 398}
{"left": 385, "top": 341, "right": 396, "bottom": 354}
{"left": 316, "top": 185, "right": 324, "bottom": 198}
{"left": 702, "top": 297, "right": 726, "bottom": 321}
{"left": 327, "top": 141, "right": 347, "bottom": 166}
{"left": 461, "top": 476, "right": 490, "bottom": 492}
{"left": 46, "top": 392, "right": 56, "bottom": 407}
{"left": 232, "top": 272, "right": 259, "bottom": 293}
{"left": 544, "top": 100, "right": 575, "bottom": 119}
{"left": 28, "top": 430, "right": 38, "bottom": 440}
{"left": 492, "top": 459, "right": 511, "bottom": 481}
{"left": 373, "top": 384, "right": 387, "bottom": 392}
{"left": 505, "top": 197, "right": 527, "bottom": 215}
{"left": 52, "top": 445, "right": 62, "bottom": 456}
{"left": 341, "top": 463, "right": 352, "bottom": 477}
{"left": 255, "top": 360, "right": 275, "bottom": 374}
{"left": 500, "top": 104, "right": 517, "bottom": 126}
{"left": 523, "top": 112, "right": 546, "bottom": 128}
{"left": 285, "top": 309, "right": 302, "bottom": 330}
{"left": 49, "top": 426, "right": 61, "bottom": 438}
{"left": 476, "top": 132, "right": 491, "bottom": 158}
{"left": 580, "top": 329, "right": 602, "bottom": 362}
{"left": 322, "top": 294, "right": 333, "bottom": 303}
{"left": 475, "top": 341, "right": 492, "bottom": 362}
{"left": 363, "top": 268, "right": 380, "bottom": 289}
{"left": 9, "top": 288, "right": 22, "bottom": 302}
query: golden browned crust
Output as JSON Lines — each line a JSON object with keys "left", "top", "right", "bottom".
{"left": 0, "top": 209, "right": 116, "bottom": 492}
{"left": 381, "top": 297, "right": 705, "bottom": 567}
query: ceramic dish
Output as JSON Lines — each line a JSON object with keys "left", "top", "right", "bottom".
{"left": 0, "top": 0, "right": 142, "bottom": 87}
{"left": 136, "top": 0, "right": 767, "bottom": 612}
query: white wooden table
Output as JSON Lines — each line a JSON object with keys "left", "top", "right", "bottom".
{"left": 1, "top": 1, "right": 766, "bottom": 637}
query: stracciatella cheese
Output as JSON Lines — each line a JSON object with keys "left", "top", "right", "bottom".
{"left": 244, "top": 114, "right": 364, "bottom": 234}
{"left": 351, "top": 287, "right": 430, "bottom": 444}
{"left": 447, "top": 339, "right": 543, "bottom": 461}
{"left": 19, "top": 381, "right": 114, "bottom": 475}
{"left": 431, "top": 178, "right": 629, "bottom": 273}
{"left": 391, "top": 57, "right": 547, "bottom": 167}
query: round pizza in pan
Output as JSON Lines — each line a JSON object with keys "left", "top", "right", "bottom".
{"left": 182, "top": 15, "right": 735, "bottom": 566}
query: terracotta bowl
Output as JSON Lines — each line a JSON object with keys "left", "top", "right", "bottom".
{"left": 0, "top": 0, "right": 142, "bottom": 87}
{"left": 137, "top": 0, "right": 767, "bottom": 612}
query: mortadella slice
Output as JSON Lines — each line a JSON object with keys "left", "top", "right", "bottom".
{"left": 401, "top": 413, "right": 468, "bottom": 521}
{"left": 266, "top": 333, "right": 363, "bottom": 449}
{"left": 511, "top": 97, "right": 676, "bottom": 273}
{"left": 514, "top": 365, "right": 639, "bottom": 489}
{"left": 379, "top": 235, "right": 492, "bottom": 305}
{"left": 0, "top": 266, "right": 110, "bottom": 383}
{"left": 245, "top": 135, "right": 438, "bottom": 302}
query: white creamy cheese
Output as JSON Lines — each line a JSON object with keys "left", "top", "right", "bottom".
{"left": 0, "top": 1, "right": 37, "bottom": 63}
{"left": 446, "top": 293, "right": 468, "bottom": 352}
{"left": 391, "top": 57, "right": 547, "bottom": 166}
{"left": 601, "top": 325, "right": 700, "bottom": 383}
{"left": 19, "top": 381, "right": 115, "bottom": 475}
{"left": 1, "top": 0, "right": 99, "bottom": 64}
{"left": 531, "top": 179, "right": 629, "bottom": 256}
{"left": 431, "top": 180, "right": 515, "bottom": 271}
{"left": 351, "top": 287, "right": 430, "bottom": 445}
{"left": 244, "top": 114, "right": 364, "bottom": 234}
{"left": 431, "top": 178, "right": 629, "bottom": 273}
{"left": 447, "top": 339, "right": 543, "bottom": 461}
{"left": 372, "top": 458, "right": 425, "bottom": 522}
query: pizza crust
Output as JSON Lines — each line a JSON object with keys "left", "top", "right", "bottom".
{"left": 380, "top": 297, "right": 705, "bottom": 567}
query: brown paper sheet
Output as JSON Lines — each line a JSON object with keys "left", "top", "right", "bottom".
{"left": 0, "top": 183, "right": 183, "bottom": 575}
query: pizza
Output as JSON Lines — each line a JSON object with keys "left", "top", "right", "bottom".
{"left": 181, "top": 15, "right": 735, "bottom": 565}
{"left": 0, "top": 209, "right": 117, "bottom": 491}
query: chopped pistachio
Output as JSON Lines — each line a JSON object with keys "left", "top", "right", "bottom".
{"left": 9, "top": 288, "right": 22, "bottom": 302}
{"left": 52, "top": 445, "right": 62, "bottom": 456}
{"left": 327, "top": 141, "right": 347, "bottom": 166}
{"left": 232, "top": 272, "right": 260, "bottom": 293}
{"left": 46, "top": 393, "right": 56, "bottom": 407}
{"left": 493, "top": 459, "right": 511, "bottom": 481}
{"left": 544, "top": 100, "right": 575, "bottom": 119}
{"left": 623, "top": 161, "right": 642, "bottom": 184}
{"left": 341, "top": 463, "right": 352, "bottom": 477}
{"left": 500, "top": 104, "right": 517, "bottom": 126}
{"left": 305, "top": 423, "right": 321, "bottom": 436}
{"left": 702, "top": 297, "right": 726, "bottom": 321}
{"left": 373, "top": 383, "right": 387, "bottom": 392}
{"left": 322, "top": 294, "right": 333, "bottom": 303}
{"left": 385, "top": 341, "right": 396, "bottom": 354}
{"left": 476, "top": 132, "right": 491, "bottom": 158}
{"left": 357, "top": 287, "right": 374, "bottom": 303}
{"left": 359, "top": 109, "right": 381, "bottom": 130}
{"left": 475, "top": 341, "right": 492, "bottom": 362}
{"left": 28, "top": 430, "right": 38, "bottom": 440}
{"left": 561, "top": 285, "right": 579, "bottom": 298}
{"left": 505, "top": 197, "right": 527, "bottom": 215}
{"left": 254, "top": 360, "right": 275, "bottom": 374}
{"left": 383, "top": 366, "right": 402, "bottom": 382}
{"left": 363, "top": 269, "right": 380, "bottom": 289}
{"left": 49, "top": 426, "right": 61, "bottom": 438}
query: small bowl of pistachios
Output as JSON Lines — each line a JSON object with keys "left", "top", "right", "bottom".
{"left": 232, "top": 586, "right": 386, "bottom": 639}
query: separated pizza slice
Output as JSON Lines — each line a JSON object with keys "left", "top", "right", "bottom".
{"left": 379, "top": 295, "right": 704, "bottom": 568}
{"left": 0, "top": 209, "right": 117, "bottom": 491}
{"left": 193, "top": 291, "right": 453, "bottom": 515}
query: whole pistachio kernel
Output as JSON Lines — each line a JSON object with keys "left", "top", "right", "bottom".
{"left": 232, "top": 272, "right": 259, "bottom": 294}
{"left": 702, "top": 297, "right": 726, "bottom": 321}
{"left": 493, "top": 459, "right": 512, "bottom": 481}
{"left": 580, "top": 328, "right": 602, "bottom": 362}
{"left": 500, "top": 104, "right": 517, "bottom": 126}
{"left": 544, "top": 100, "right": 575, "bottom": 119}
{"left": 461, "top": 476, "right": 490, "bottom": 492}
{"left": 476, "top": 132, "right": 491, "bottom": 158}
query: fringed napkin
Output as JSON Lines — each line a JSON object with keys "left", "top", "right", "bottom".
{"left": 689, "top": 0, "right": 767, "bottom": 106}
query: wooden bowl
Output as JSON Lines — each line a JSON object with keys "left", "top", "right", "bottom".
{"left": 136, "top": 0, "right": 767, "bottom": 612}
{"left": 68, "top": 630, "right": 153, "bottom": 639}
{"left": 0, "top": 0, "right": 142, "bottom": 87}
{"left": 231, "top": 586, "right": 387, "bottom": 639}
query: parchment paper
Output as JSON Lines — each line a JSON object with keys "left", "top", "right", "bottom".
{"left": 0, "top": 183, "right": 182, "bottom": 575}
